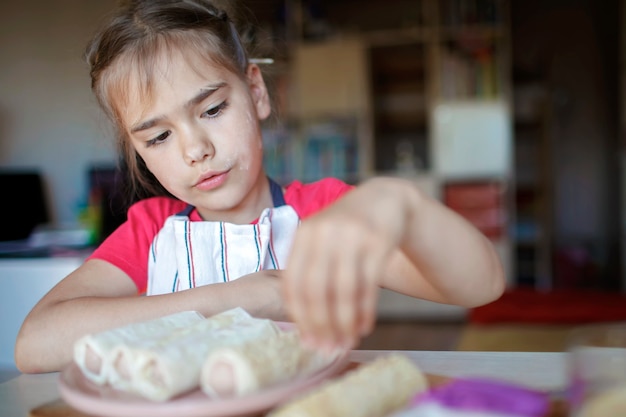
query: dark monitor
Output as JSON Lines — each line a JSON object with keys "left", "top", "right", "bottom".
{"left": 88, "top": 165, "right": 129, "bottom": 243}
{"left": 0, "top": 170, "right": 50, "bottom": 241}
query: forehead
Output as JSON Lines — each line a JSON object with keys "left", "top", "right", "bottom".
{"left": 105, "top": 34, "right": 241, "bottom": 124}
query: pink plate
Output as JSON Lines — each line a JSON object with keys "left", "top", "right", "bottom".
{"left": 58, "top": 323, "right": 349, "bottom": 417}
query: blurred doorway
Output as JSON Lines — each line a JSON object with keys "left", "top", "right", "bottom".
{"left": 511, "top": 0, "right": 621, "bottom": 290}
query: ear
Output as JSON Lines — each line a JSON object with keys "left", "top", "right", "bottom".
{"left": 246, "top": 64, "right": 271, "bottom": 121}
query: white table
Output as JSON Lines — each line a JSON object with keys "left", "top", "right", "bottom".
{"left": 0, "top": 350, "right": 568, "bottom": 416}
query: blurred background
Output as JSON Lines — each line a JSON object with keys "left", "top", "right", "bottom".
{"left": 1, "top": 0, "right": 622, "bottom": 291}
{"left": 247, "top": 0, "right": 622, "bottom": 294}
{"left": 0, "top": 0, "right": 625, "bottom": 368}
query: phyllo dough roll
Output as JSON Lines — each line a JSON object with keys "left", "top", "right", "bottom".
{"left": 201, "top": 329, "right": 323, "bottom": 398}
{"left": 107, "top": 307, "right": 251, "bottom": 391}
{"left": 114, "top": 312, "right": 280, "bottom": 401}
{"left": 268, "top": 354, "right": 428, "bottom": 417}
{"left": 73, "top": 310, "right": 204, "bottom": 385}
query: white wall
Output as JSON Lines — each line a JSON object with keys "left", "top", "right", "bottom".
{"left": 0, "top": 1, "right": 118, "bottom": 225}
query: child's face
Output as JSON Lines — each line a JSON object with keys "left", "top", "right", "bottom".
{"left": 119, "top": 49, "right": 272, "bottom": 222}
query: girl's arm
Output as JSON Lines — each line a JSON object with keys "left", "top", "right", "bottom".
{"left": 282, "top": 176, "right": 506, "bottom": 352}
{"left": 14, "top": 259, "right": 285, "bottom": 373}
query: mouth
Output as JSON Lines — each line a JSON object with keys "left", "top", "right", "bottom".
{"left": 194, "top": 170, "right": 229, "bottom": 191}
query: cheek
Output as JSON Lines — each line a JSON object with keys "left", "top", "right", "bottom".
{"left": 225, "top": 110, "right": 264, "bottom": 165}
{"left": 242, "top": 110, "right": 264, "bottom": 153}
{"left": 137, "top": 151, "right": 176, "bottom": 186}
{"left": 241, "top": 127, "right": 264, "bottom": 169}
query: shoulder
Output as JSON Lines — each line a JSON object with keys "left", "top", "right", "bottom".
{"left": 284, "top": 178, "right": 354, "bottom": 219}
{"left": 88, "top": 196, "right": 187, "bottom": 293}
{"left": 112, "top": 196, "right": 189, "bottom": 248}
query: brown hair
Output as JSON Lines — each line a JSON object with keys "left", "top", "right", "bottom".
{"left": 86, "top": 0, "right": 268, "bottom": 201}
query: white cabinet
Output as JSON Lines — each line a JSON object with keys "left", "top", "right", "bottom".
{"left": 0, "top": 257, "right": 82, "bottom": 370}
{"left": 431, "top": 101, "right": 512, "bottom": 179}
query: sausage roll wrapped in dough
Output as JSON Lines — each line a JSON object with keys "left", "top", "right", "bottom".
{"left": 108, "top": 309, "right": 280, "bottom": 401}
{"left": 200, "top": 329, "right": 335, "bottom": 398}
{"left": 268, "top": 354, "right": 428, "bottom": 417}
{"left": 73, "top": 310, "right": 205, "bottom": 385}
{"left": 106, "top": 307, "right": 251, "bottom": 391}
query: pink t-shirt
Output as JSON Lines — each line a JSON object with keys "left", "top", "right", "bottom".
{"left": 88, "top": 178, "right": 353, "bottom": 293}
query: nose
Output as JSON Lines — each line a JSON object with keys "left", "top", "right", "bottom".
{"left": 180, "top": 123, "right": 215, "bottom": 165}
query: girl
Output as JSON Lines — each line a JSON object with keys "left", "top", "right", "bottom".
{"left": 15, "top": 0, "right": 505, "bottom": 373}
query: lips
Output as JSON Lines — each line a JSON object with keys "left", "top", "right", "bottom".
{"left": 195, "top": 170, "right": 229, "bottom": 191}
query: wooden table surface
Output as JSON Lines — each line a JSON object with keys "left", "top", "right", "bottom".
{"left": 0, "top": 350, "right": 569, "bottom": 417}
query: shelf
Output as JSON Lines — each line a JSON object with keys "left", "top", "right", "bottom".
{"left": 324, "top": 0, "right": 426, "bottom": 34}
{"left": 369, "top": 41, "right": 429, "bottom": 174}
{"left": 269, "top": 0, "right": 514, "bottom": 285}
{"left": 438, "top": 25, "right": 507, "bottom": 40}
{"left": 363, "top": 28, "right": 434, "bottom": 46}
{"left": 512, "top": 68, "right": 546, "bottom": 84}
{"left": 370, "top": 45, "right": 425, "bottom": 79}
{"left": 511, "top": 56, "right": 552, "bottom": 289}
{"left": 514, "top": 119, "right": 545, "bottom": 131}
{"left": 438, "top": 0, "right": 506, "bottom": 26}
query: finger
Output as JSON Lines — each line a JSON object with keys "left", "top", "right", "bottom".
{"left": 282, "top": 233, "right": 310, "bottom": 333}
{"left": 284, "top": 227, "right": 332, "bottom": 350}
{"left": 303, "top": 247, "right": 334, "bottom": 352}
{"left": 333, "top": 243, "right": 360, "bottom": 350}
{"left": 357, "top": 244, "right": 387, "bottom": 337}
{"left": 358, "top": 274, "right": 379, "bottom": 338}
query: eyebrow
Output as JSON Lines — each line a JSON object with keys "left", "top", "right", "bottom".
{"left": 130, "top": 82, "right": 227, "bottom": 133}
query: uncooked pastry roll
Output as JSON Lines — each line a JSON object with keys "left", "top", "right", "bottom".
{"left": 112, "top": 312, "right": 280, "bottom": 401}
{"left": 107, "top": 307, "right": 251, "bottom": 391}
{"left": 577, "top": 384, "right": 626, "bottom": 417}
{"left": 200, "top": 329, "right": 329, "bottom": 398}
{"left": 73, "top": 310, "right": 205, "bottom": 385}
{"left": 268, "top": 354, "right": 428, "bottom": 417}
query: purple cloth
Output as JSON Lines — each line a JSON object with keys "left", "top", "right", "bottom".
{"left": 411, "top": 378, "right": 550, "bottom": 416}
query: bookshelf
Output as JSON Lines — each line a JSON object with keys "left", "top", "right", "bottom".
{"left": 430, "top": 0, "right": 514, "bottom": 285}
{"left": 264, "top": 36, "right": 371, "bottom": 185}
{"left": 511, "top": 66, "right": 553, "bottom": 289}
{"left": 263, "top": 0, "right": 514, "bottom": 284}
{"left": 370, "top": 42, "right": 428, "bottom": 174}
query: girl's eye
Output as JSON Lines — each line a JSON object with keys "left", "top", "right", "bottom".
{"left": 146, "top": 131, "right": 170, "bottom": 147}
{"left": 202, "top": 101, "right": 228, "bottom": 118}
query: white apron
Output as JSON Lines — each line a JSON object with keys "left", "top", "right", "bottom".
{"left": 147, "top": 180, "right": 299, "bottom": 296}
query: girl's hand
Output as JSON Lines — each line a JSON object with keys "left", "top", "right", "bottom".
{"left": 283, "top": 179, "right": 407, "bottom": 353}
{"left": 231, "top": 269, "right": 286, "bottom": 321}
